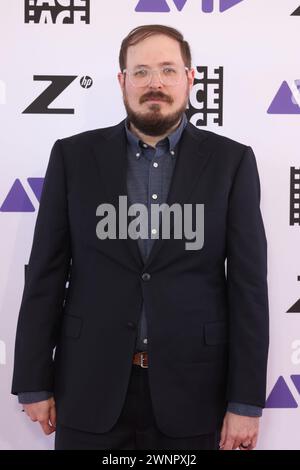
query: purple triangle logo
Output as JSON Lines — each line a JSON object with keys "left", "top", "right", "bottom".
{"left": 135, "top": 0, "right": 170, "bottom": 12}
{"left": 220, "top": 0, "right": 244, "bottom": 12}
{"left": 173, "top": 0, "right": 188, "bottom": 10}
{"left": 27, "top": 177, "right": 44, "bottom": 202}
{"left": 135, "top": 0, "right": 189, "bottom": 11}
{"left": 291, "top": 375, "right": 300, "bottom": 395}
{"left": 268, "top": 81, "right": 300, "bottom": 114}
{"left": 0, "top": 179, "right": 35, "bottom": 212}
{"left": 265, "top": 376, "right": 298, "bottom": 408}
{"left": 135, "top": 0, "right": 245, "bottom": 12}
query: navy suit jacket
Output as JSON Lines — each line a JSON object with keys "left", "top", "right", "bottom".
{"left": 11, "top": 120, "right": 269, "bottom": 437}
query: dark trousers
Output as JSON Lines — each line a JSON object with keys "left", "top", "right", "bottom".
{"left": 55, "top": 363, "right": 221, "bottom": 450}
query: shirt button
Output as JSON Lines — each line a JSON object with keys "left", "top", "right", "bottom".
{"left": 143, "top": 338, "right": 148, "bottom": 344}
{"left": 152, "top": 194, "right": 158, "bottom": 200}
{"left": 136, "top": 152, "right": 140, "bottom": 158}
{"left": 143, "top": 143, "right": 148, "bottom": 148}
{"left": 170, "top": 150, "right": 175, "bottom": 156}
{"left": 153, "top": 162, "right": 158, "bottom": 168}
{"left": 141, "top": 272, "right": 151, "bottom": 281}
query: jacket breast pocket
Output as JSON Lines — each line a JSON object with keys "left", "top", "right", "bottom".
{"left": 204, "top": 321, "right": 228, "bottom": 345}
{"left": 61, "top": 314, "right": 82, "bottom": 339}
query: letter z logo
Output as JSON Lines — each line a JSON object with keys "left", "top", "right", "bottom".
{"left": 23, "top": 75, "right": 77, "bottom": 114}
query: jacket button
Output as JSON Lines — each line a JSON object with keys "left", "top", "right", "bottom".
{"left": 127, "top": 322, "right": 136, "bottom": 329}
{"left": 141, "top": 272, "right": 151, "bottom": 281}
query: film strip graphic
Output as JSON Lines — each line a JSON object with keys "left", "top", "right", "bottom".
{"left": 290, "top": 167, "right": 300, "bottom": 225}
{"left": 187, "top": 66, "right": 223, "bottom": 127}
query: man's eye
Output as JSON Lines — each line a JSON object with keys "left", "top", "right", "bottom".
{"left": 134, "top": 70, "right": 148, "bottom": 77}
{"left": 162, "top": 68, "right": 177, "bottom": 75}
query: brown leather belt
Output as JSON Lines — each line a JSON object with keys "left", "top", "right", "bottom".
{"left": 133, "top": 351, "right": 148, "bottom": 368}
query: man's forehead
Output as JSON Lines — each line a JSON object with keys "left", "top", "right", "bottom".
{"left": 126, "top": 35, "right": 183, "bottom": 66}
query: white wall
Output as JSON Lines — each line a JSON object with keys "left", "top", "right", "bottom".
{"left": 0, "top": 0, "right": 299, "bottom": 450}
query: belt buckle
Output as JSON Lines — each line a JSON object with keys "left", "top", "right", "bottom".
{"left": 140, "top": 352, "right": 148, "bottom": 368}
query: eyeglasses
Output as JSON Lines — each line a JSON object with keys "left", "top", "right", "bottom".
{"left": 122, "top": 66, "right": 189, "bottom": 87}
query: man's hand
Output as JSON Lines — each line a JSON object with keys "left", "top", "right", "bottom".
{"left": 219, "top": 411, "right": 259, "bottom": 450}
{"left": 22, "top": 397, "right": 56, "bottom": 435}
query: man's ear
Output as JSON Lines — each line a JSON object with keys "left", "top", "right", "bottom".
{"left": 188, "top": 68, "right": 195, "bottom": 90}
{"left": 118, "top": 72, "right": 125, "bottom": 92}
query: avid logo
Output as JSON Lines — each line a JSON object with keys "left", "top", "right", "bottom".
{"left": 0, "top": 178, "right": 44, "bottom": 212}
{"left": 266, "top": 375, "right": 300, "bottom": 409}
{"left": 24, "top": 0, "right": 90, "bottom": 24}
{"left": 23, "top": 75, "right": 93, "bottom": 115}
{"left": 135, "top": 0, "right": 245, "bottom": 13}
{"left": 186, "top": 66, "right": 223, "bottom": 127}
{"left": 268, "top": 80, "right": 300, "bottom": 115}
{"left": 266, "top": 336, "right": 300, "bottom": 408}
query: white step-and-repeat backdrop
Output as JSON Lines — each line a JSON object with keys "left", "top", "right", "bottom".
{"left": 0, "top": 0, "right": 299, "bottom": 450}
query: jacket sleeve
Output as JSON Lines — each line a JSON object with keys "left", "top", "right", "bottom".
{"left": 227, "top": 402, "right": 262, "bottom": 417}
{"left": 226, "top": 146, "right": 269, "bottom": 408}
{"left": 11, "top": 140, "right": 71, "bottom": 395}
{"left": 18, "top": 391, "right": 53, "bottom": 404}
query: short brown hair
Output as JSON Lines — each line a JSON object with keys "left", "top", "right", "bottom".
{"left": 119, "top": 24, "right": 192, "bottom": 71}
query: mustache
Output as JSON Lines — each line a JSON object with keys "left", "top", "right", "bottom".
{"left": 140, "top": 92, "right": 173, "bottom": 104}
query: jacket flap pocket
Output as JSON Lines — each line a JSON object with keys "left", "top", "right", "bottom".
{"left": 204, "top": 321, "right": 228, "bottom": 345}
{"left": 62, "top": 314, "right": 82, "bottom": 339}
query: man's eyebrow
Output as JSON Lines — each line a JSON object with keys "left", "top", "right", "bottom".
{"left": 133, "top": 64, "right": 150, "bottom": 69}
{"left": 158, "top": 61, "right": 177, "bottom": 66}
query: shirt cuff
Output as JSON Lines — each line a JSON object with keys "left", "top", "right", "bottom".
{"left": 227, "top": 402, "right": 262, "bottom": 417}
{"left": 18, "top": 391, "right": 53, "bottom": 404}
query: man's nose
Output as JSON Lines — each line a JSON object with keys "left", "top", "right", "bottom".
{"left": 148, "top": 70, "right": 162, "bottom": 88}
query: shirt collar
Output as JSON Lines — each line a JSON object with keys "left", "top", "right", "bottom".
{"left": 125, "top": 113, "right": 188, "bottom": 159}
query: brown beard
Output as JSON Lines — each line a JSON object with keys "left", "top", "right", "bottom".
{"left": 123, "top": 90, "right": 189, "bottom": 137}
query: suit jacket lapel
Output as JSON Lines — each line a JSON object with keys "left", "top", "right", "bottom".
{"left": 92, "top": 120, "right": 144, "bottom": 269}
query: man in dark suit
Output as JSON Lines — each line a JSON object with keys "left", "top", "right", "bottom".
{"left": 11, "top": 25, "right": 269, "bottom": 450}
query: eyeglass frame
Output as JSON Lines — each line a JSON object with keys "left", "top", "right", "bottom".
{"left": 122, "top": 65, "right": 190, "bottom": 87}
